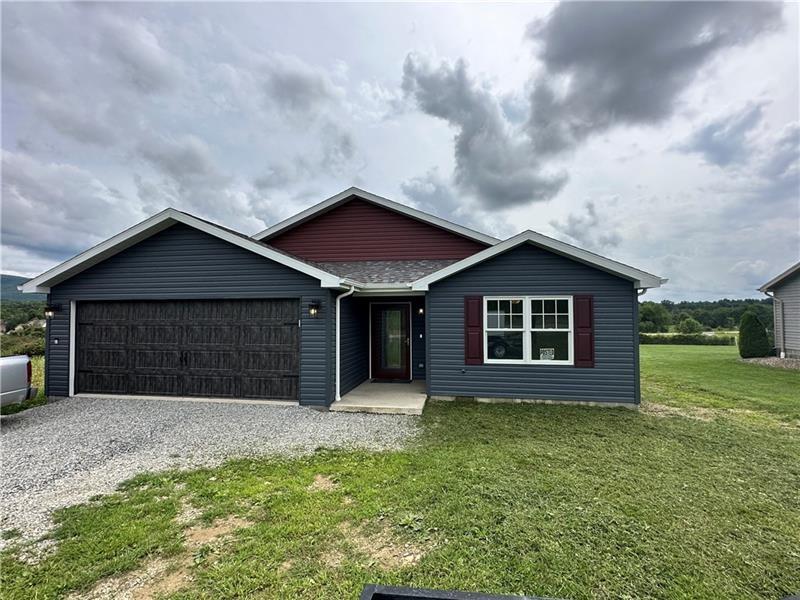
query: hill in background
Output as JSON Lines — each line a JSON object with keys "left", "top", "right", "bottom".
{"left": 2, "top": 274, "right": 45, "bottom": 301}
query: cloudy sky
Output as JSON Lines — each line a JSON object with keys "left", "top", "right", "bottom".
{"left": 2, "top": 2, "right": 798, "bottom": 300}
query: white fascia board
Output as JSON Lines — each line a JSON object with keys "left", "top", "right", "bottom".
{"left": 412, "top": 230, "right": 667, "bottom": 291}
{"left": 252, "top": 186, "right": 500, "bottom": 246}
{"left": 758, "top": 261, "right": 800, "bottom": 292}
{"left": 20, "top": 208, "right": 345, "bottom": 293}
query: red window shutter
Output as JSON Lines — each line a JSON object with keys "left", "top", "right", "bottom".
{"left": 464, "top": 296, "right": 483, "bottom": 365}
{"left": 573, "top": 295, "right": 595, "bottom": 368}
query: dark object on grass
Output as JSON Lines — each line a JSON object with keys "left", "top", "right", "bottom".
{"left": 360, "top": 584, "right": 557, "bottom": 600}
{"left": 738, "top": 311, "right": 771, "bottom": 358}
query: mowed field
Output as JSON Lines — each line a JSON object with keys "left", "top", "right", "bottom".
{"left": 1, "top": 346, "right": 798, "bottom": 599}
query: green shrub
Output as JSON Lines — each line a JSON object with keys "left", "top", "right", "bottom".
{"left": 676, "top": 317, "right": 704, "bottom": 334}
{"left": 640, "top": 333, "right": 735, "bottom": 345}
{"left": 0, "top": 301, "right": 45, "bottom": 329}
{"left": 0, "top": 333, "right": 45, "bottom": 357}
{"left": 738, "top": 311, "right": 770, "bottom": 358}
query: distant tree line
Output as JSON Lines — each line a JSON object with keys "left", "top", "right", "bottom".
{"left": 1, "top": 301, "right": 45, "bottom": 330}
{"left": 639, "top": 298, "right": 773, "bottom": 333}
{"left": 0, "top": 301, "right": 46, "bottom": 357}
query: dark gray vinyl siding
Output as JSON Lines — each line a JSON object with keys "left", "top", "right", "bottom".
{"left": 774, "top": 270, "right": 800, "bottom": 357}
{"left": 46, "top": 223, "right": 332, "bottom": 405}
{"left": 427, "top": 243, "right": 639, "bottom": 404}
{"left": 339, "top": 294, "right": 369, "bottom": 395}
{"left": 337, "top": 295, "right": 426, "bottom": 394}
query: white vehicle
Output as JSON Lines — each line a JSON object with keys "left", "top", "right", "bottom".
{"left": 1, "top": 355, "right": 38, "bottom": 407}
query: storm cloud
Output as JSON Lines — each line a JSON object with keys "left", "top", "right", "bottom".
{"left": 402, "top": 54, "right": 567, "bottom": 208}
{"left": 549, "top": 201, "right": 622, "bottom": 252}
{"left": 526, "top": 2, "right": 783, "bottom": 154}
{"left": 676, "top": 103, "right": 765, "bottom": 166}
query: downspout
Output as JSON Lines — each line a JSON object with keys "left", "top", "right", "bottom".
{"left": 334, "top": 285, "right": 356, "bottom": 402}
{"left": 764, "top": 291, "right": 784, "bottom": 358}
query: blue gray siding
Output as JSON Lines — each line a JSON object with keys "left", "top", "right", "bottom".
{"left": 338, "top": 295, "right": 369, "bottom": 395}
{"left": 773, "top": 270, "right": 800, "bottom": 357}
{"left": 427, "top": 243, "right": 640, "bottom": 404}
{"left": 46, "top": 223, "right": 332, "bottom": 406}
{"left": 337, "top": 295, "right": 426, "bottom": 394}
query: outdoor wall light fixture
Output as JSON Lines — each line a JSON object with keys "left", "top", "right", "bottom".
{"left": 44, "top": 305, "right": 61, "bottom": 319}
{"left": 418, "top": 307, "right": 424, "bottom": 315}
{"left": 308, "top": 301, "right": 321, "bottom": 317}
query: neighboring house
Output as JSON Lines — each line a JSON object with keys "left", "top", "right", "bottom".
{"left": 759, "top": 261, "right": 800, "bottom": 358}
{"left": 20, "top": 187, "right": 665, "bottom": 409}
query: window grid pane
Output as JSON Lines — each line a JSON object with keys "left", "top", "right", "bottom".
{"left": 487, "top": 298, "right": 524, "bottom": 330}
{"left": 530, "top": 298, "right": 570, "bottom": 330}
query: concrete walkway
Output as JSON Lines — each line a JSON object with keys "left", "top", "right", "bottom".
{"left": 331, "top": 380, "right": 427, "bottom": 415}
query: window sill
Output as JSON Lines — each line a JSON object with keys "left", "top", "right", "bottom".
{"left": 483, "top": 359, "right": 574, "bottom": 366}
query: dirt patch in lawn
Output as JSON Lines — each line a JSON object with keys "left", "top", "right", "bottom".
{"left": 67, "top": 557, "right": 186, "bottom": 600}
{"left": 308, "top": 474, "right": 339, "bottom": 492}
{"left": 185, "top": 515, "right": 250, "bottom": 548}
{"left": 741, "top": 357, "right": 800, "bottom": 370}
{"left": 175, "top": 496, "right": 202, "bottom": 526}
{"left": 71, "top": 515, "right": 251, "bottom": 599}
{"left": 336, "top": 520, "right": 431, "bottom": 570}
{"left": 321, "top": 548, "right": 346, "bottom": 568}
{"left": 641, "top": 402, "right": 715, "bottom": 421}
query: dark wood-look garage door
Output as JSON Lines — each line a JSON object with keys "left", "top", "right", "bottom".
{"left": 76, "top": 299, "right": 299, "bottom": 400}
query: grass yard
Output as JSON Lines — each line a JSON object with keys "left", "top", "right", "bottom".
{"left": 2, "top": 346, "right": 798, "bottom": 599}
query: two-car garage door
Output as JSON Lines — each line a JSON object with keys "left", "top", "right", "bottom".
{"left": 76, "top": 299, "right": 299, "bottom": 400}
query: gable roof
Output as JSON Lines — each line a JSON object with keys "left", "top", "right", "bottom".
{"left": 315, "top": 259, "right": 458, "bottom": 285}
{"left": 412, "top": 230, "right": 667, "bottom": 291}
{"left": 19, "top": 208, "right": 344, "bottom": 293}
{"left": 252, "top": 186, "right": 500, "bottom": 246}
{"left": 758, "top": 260, "right": 800, "bottom": 292}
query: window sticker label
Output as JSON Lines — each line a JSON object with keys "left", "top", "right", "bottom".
{"left": 540, "top": 348, "right": 555, "bottom": 360}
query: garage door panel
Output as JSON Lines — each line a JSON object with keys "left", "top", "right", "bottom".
{"left": 130, "top": 302, "right": 182, "bottom": 321}
{"left": 79, "top": 349, "right": 128, "bottom": 369}
{"left": 78, "top": 324, "right": 128, "bottom": 345}
{"left": 130, "top": 325, "right": 182, "bottom": 345}
{"left": 76, "top": 299, "right": 299, "bottom": 400}
{"left": 78, "top": 372, "right": 128, "bottom": 394}
{"left": 183, "top": 375, "right": 236, "bottom": 397}
{"left": 243, "top": 350, "right": 298, "bottom": 372}
{"left": 133, "top": 350, "right": 182, "bottom": 370}
{"left": 129, "top": 374, "right": 181, "bottom": 396}
{"left": 80, "top": 302, "right": 130, "bottom": 321}
{"left": 242, "top": 324, "right": 297, "bottom": 347}
{"left": 186, "top": 325, "right": 238, "bottom": 345}
{"left": 186, "top": 351, "right": 237, "bottom": 371}
{"left": 184, "top": 300, "right": 242, "bottom": 321}
{"left": 241, "top": 299, "right": 297, "bottom": 320}
{"left": 241, "top": 376, "right": 298, "bottom": 400}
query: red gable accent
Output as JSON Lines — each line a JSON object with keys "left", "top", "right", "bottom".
{"left": 267, "top": 198, "right": 489, "bottom": 261}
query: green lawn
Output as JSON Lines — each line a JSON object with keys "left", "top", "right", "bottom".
{"left": 2, "top": 346, "right": 798, "bottom": 599}
{"left": 641, "top": 346, "right": 800, "bottom": 422}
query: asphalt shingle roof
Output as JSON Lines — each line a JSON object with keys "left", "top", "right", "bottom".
{"left": 314, "top": 260, "right": 458, "bottom": 284}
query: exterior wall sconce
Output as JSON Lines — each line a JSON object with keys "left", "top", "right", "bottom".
{"left": 44, "top": 304, "right": 61, "bottom": 319}
{"left": 418, "top": 307, "right": 424, "bottom": 315}
{"left": 308, "top": 301, "right": 321, "bottom": 317}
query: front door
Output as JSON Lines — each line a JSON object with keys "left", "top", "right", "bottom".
{"left": 371, "top": 303, "right": 411, "bottom": 380}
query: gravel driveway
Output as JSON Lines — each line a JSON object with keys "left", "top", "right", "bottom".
{"left": 0, "top": 397, "right": 418, "bottom": 548}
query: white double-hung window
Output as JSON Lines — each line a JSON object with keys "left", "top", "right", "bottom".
{"left": 484, "top": 296, "right": 573, "bottom": 364}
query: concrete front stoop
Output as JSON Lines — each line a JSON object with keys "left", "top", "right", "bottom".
{"left": 330, "top": 381, "right": 427, "bottom": 416}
